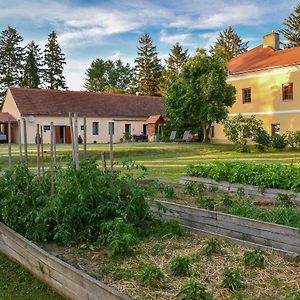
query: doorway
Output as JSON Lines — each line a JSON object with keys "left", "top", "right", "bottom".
{"left": 55, "top": 126, "right": 71, "bottom": 144}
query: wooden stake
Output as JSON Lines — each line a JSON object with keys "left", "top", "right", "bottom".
{"left": 74, "top": 113, "right": 80, "bottom": 170}
{"left": 17, "top": 119, "right": 22, "bottom": 160}
{"left": 8, "top": 119, "right": 12, "bottom": 169}
{"left": 53, "top": 124, "right": 56, "bottom": 166}
{"left": 37, "top": 124, "right": 41, "bottom": 176}
{"left": 23, "top": 118, "right": 28, "bottom": 165}
{"left": 101, "top": 152, "right": 107, "bottom": 174}
{"left": 109, "top": 122, "right": 114, "bottom": 175}
{"left": 40, "top": 125, "right": 44, "bottom": 176}
{"left": 69, "top": 112, "right": 75, "bottom": 163}
{"left": 83, "top": 116, "right": 87, "bottom": 160}
{"left": 50, "top": 122, "right": 54, "bottom": 196}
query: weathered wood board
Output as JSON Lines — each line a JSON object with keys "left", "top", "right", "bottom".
{"left": 0, "top": 222, "right": 132, "bottom": 300}
{"left": 151, "top": 200, "right": 300, "bottom": 259}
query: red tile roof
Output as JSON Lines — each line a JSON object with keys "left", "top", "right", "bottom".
{"left": 0, "top": 112, "right": 17, "bottom": 123}
{"left": 8, "top": 87, "right": 165, "bottom": 118}
{"left": 146, "top": 115, "right": 165, "bottom": 124}
{"left": 228, "top": 45, "right": 300, "bottom": 74}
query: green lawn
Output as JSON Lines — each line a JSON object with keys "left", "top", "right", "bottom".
{"left": 1, "top": 142, "right": 300, "bottom": 299}
{"left": 1, "top": 142, "right": 300, "bottom": 182}
{"left": 0, "top": 253, "right": 63, "bottom": 300}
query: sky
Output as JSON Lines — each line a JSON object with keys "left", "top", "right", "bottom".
{"left": 0, "top": 0, "right": 298, "bottom": 90}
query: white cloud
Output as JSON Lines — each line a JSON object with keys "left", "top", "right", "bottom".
{"left": 159, "top": 30, "right": 192, "bottom": 44}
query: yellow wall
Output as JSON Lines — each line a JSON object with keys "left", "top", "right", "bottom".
{"left": 212, "top": 65, "right": 300, "bottom": 143}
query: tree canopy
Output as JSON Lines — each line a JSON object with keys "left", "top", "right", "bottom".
{"left": 84, "top": 59, "right": 133, "bottom": 93}
{"left": 210, "top": 26, "right": 248, "bottom": 62}
{"left": 21, "top": 41, "right": 43, "bottom": 88}
{"left": 165, "top": 50, "right": 236, "bottom": 142}
{"left": 44, "top": 31, "right": 67, "bottom": 90}
{"left": 134, "top": 33, "right": 162, "bottom": 96}
{"left": 0, "top": 26, "right": 24, "bottom": 100}
{"left": 279, "top": 4, "right": 300, "bottom": 47}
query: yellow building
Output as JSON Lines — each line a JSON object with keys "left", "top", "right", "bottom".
{"left": 212, "top": 32, "right": 300, "bottom": 143}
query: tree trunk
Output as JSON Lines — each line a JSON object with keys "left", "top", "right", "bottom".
{"left": 202, "top": 124, "right": 211, "bottom": 143}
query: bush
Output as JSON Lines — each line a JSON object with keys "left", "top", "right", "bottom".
{"left": 271, "top": 134, "right": 287, "bottom": 149}
{"left": 140, "top": 265, "right": 165, "bottom": 287}
{"left": 253, "top": 128, "right": 270, "bottom": 151}
{"left": 221, "top": 267, "right": 244, "bottom": 291}
{"left": 177, "top": 278, "right": 213, "bottom": 300}
{"left": 243, "top": 249, "right": 266, "bottom": 269}
{"left": 170, "top": 256, "right": 192, "bottom": 277}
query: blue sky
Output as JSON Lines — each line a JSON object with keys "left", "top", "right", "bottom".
{"left": 0, "top": 0, "right": 298, "bottom": 90}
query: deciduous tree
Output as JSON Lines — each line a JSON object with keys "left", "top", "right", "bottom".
{"left": 165, "top": 50, "right": 236, "bottom": 143}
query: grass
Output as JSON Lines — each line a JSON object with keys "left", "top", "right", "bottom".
{"left": 1, "top": 142, "right": 300, "bottom": 182}
{"left": 0, "top": 253, "right": 63, "bottom": 300}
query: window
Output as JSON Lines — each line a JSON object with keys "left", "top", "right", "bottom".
{"left": 271, "top": 123, "right": 280, "bottom": 136}
{"left": 211, "top": 126, "right": 215, "bottom": 138}
{"left": 282, "top": 83, "right": 293, "bottom": 100}
{"left": 125, "top": 124, "right": 131, "bottom": 134}
{"left": 143, "top": 124, "right": 148, "bottom": 135}
{"left": 43, "top": 125, "right": 50, "bottom": 132}
{"left": 242, "top": 88, "right": 251, "bottom": 103}
{"left": 92, "top": 122, "right": 99, "bottom": 135}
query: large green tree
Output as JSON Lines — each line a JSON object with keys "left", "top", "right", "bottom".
{"left": 21, "top": 41, "right": 43, "bottom": 88}
{"left": 84, "top": 59, "right": 133, "bottom": 93}
{"left": 134, "top": 33, "right": 162, "bottom": 96}
{"left": 44, "top": 31, "right": 67, "bottom": 89}
{"left": 210, "top": 26, "right": 248, "bottom": 62}
{"left": 279, "top": 4, "right": 300, "bottom": 47}
{"left": 165, "top": 50, "right": 236, "bottom": 142}
{"left": 0, "top": 26, "right": 24, "bottom": 100}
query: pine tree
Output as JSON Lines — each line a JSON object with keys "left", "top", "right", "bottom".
{"left": 44, "top": 31, "right": 67, "bottom": 89}
{"left": 279, "top": 4, "right": 300, "bottom": 47}
{"left": 134, "top": 33, "right": 162, "bottom": 96}
{"left": 21, "top": 41, "right": 43, "bottom": 88}
{"left": 0, "top": 26, "right": 24, "bottom": 99}
{"left": 210, "top": 26, "right": 248, "bottom": 62}
{"left": 166, "top": 42, "right": 189, "bottom": 76}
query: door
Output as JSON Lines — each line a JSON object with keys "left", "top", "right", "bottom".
{"left": 55, "top": 126, "right": 61, "bottom": 144}
{"left": 65, "top": 126, "right": 71, "bottom": 144}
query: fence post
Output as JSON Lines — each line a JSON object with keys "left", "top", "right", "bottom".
{"left": 37, "top": 124, "right": 41, "bottom": 176}
{"left": 40, "top": 125, "right": 44, "bottom": 176}
{"left": 17, "top": 119, "right": 22, "bottom": 160}
{"left": 109, "top": 122, "right": 114, "bottom": 176}
{"left": 8, "top": 119, "right": 12, "bottom": 169}
{"left": 74, "top": 113, "right": 79, "bottom": 171}
{"left": 23, "top": 118, "right": 28, "bottom": 165}
{"left": 50, "top": 122, "right": 54, "bottom": 196}
{"left": 83, "top": 116, "right": 87, "bottom": 160}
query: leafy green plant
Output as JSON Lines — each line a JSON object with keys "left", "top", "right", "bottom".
{"left": 271, "top": 134, "right": 287, "bottom": 149}
{"left": 177, "top": 278, "right": 213, "bottom": 300}
{"left": 243, "top": 249, "right": 266, "bottom": 269}
{"left": 184, "top": 181, "right": 205, "bottom": 196}
{"left": 285, "top": 290, "right": 300, "bottom": 300}
{"left": 221, "top": 193, "right": 234, "bottom": 207}
{"left": 236, "top": 187, "right": 246, "bottom": 197}
{"left": 253, "top": 128, "right": 270, "bottom": 151}
{"left": 221, "top": 268, "right": 244, "bottom": 291}
{"left": 163, "top": 185, "right": 175, "bottom": 198}
{"left": 170, "top": 256, "right": 192, "bottom": 277}
{"left": 276, "top": 193, "right": 295, "bottom": 207}
{"left": 203, "top": 238, "right": 223, "bottom": 256}
{"left": 152, "top": 220, "right": 185, "bottom": 238}
{"left": 208, "top": 185, "right": 218, "bottom": 193}
{"left": 196, "top": 196, "right": 216, "bottom": 210}
{"left": 140, "top": 265, "right": 165, "bottom": 288}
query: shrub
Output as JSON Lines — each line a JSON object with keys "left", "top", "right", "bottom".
{"left": 170, "top": 256, "right": 192, "bottom": 277}
{"left": 221, "top": 267, "right": 244, "bottom": 291}
{"left": 140, "top": 265, "right": 165, "bottom": 287}
{"left": 243, "top": 249, "right": 266, "bottom": 269}
{"left": 271, "top": 134, "right": 287, "bottom": 149}
{"left": 253, "top": 128, "right": 270, "bottom": 151}
{"left": 177, "top": 278, "right": 213, "bottom": 300}
{"left": 203, "top": 238, "right": 223, "bottom": 256}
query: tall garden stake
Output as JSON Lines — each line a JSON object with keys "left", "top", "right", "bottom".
{"left": 37, "top": 124, "right": 41, "bottom": 176}
{"left": 50, "top": 122, "right": 54, "bottom": 195}
{"left": 109, "top": 122, "right": 114, "bottom": 175}
{"left": 69, "top": 112, "right": 75, "bottom": 163}
{"left": 23, "top": 118, "right": 28, "bottom": 165}
{"left": 8, "top": 119, "right": 12, "bottom": 169}
{"left": 83, "top": 115, "right": 87, "bottom": 160}
{"left": 17, "top": 119, "right": 22, "bottom": 160}
{"left": 74, "top": 112, "right": 80, "bottom": 170}
{"left": 101, "top": 152, "right": 107, "bottom": 174}
{"left": 40, "top": 125, "right": 45, "bottom": 176}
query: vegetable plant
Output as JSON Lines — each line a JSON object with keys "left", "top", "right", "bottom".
{"left": 243, "top": 249, "right": 266, "bottom": 269}
{"left": 221, "top": 267, "right": 244, "bottom": 291}
{"left": 170, "top": 256, "right": 192, "bottom": 277}
{"left": 177, "top": 278, "right": 213, "bottom": 300}
{"left": 202, "top": 239, "right": 223, "bottom": 256}
{"left": 140, "top": 265, "right": 165, "bottom": 288}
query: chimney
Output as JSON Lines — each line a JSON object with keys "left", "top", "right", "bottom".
{"left": 263, "top": 32, "right": 280, "bottom": 50}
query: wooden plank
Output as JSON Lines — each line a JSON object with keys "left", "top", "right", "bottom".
{"left": 0, "top": 222, "right": 132, "bottom": 300}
